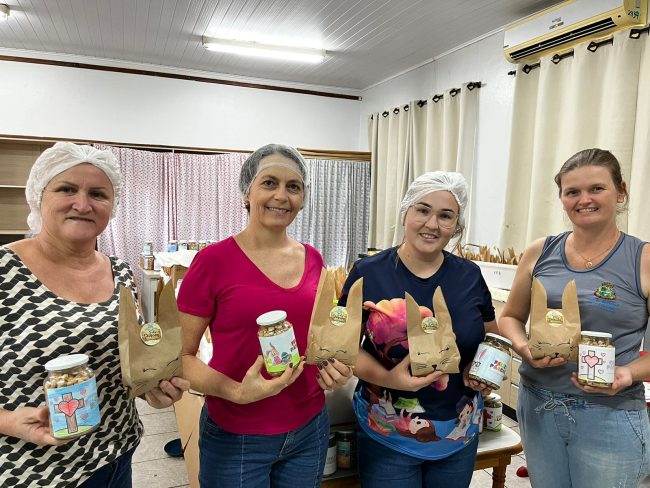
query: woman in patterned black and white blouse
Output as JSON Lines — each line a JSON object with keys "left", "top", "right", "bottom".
{"left": 0, "top": 142, "right": 189, "bottom": 488}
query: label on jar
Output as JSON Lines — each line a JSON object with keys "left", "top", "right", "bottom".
{"left": 323, "top": 444, "right": 337, "bottom": 476}
{"left": 578, "top": 344, "right": 615, "bottom": 385}
{"left": 336, "top": 440, "right": 352, "bottom": 469}
{"left": 484, "top": 405, "right": 502, "bottom": 431}
{"left": 46, "top": 377, "right": 101, "bottom": 439}
{"left": 469, "top": 343, "right": 510, "bottom": 388}
{"left": 259, "top": 328, "right": 300, "bottom": 375}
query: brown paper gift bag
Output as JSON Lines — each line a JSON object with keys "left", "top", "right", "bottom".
{"left": 529, "top": 278, "right": 581, "bottom": 362}
{"left": 406, "top": 288, "right": 460, "bottom": 376}
{"left": 119, "top": 279, "right": 184, "bottom": 398}
{"left": 305, "top": 268, "right": 363, "bottom": 367}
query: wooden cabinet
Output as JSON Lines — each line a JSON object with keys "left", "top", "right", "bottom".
{"left": 0, "top": 140, "right": 53, "bottom": 243}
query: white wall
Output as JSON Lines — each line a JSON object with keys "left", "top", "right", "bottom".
{"left": 0, "top": 61, "right": 361, "bottom": 151}
{"left": 359, "top": 32, "right": 516, "bottom": 248}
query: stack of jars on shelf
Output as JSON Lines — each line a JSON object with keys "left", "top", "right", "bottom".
{"left": 140, "top": 239, "right": 217, "bottom": 270}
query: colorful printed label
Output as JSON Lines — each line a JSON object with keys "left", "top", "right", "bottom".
{"left": 46, "top": 377, "right": 101, "bottom": 439}
{"left": 468, "top": 343, "right": 510, "bottom": 388}
{"left": 578, "top": 344, "right": 615, "bottom": 384}
{"left": 484, "top": 405, "right": 502, "bottom": 431}
{"left": 259, "top": 328, "right": 300, "bottom": 375}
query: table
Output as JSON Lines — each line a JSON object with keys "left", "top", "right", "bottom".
{"left": 474, "top": 425, "right": 523, "bottom": 488}
{"left": 321, "top": 425, "right": 522, "bottom": 488}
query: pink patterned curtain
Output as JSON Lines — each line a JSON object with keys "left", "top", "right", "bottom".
{"left": 96, "top": 145, "right": 248, "bottom": 287}
{"left": 172, "top": 152, "right": 248, "bottom": 242}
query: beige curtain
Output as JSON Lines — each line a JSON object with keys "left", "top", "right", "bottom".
{"left": 368, "top": 83, "right": 480, "bottom": 248}
{"left": 501, "top": 30, "right": 650, "bottom": 252}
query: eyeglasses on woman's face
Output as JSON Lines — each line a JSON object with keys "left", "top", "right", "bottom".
{"left": 410, "top": 203, "right": 458, "bottom": 229}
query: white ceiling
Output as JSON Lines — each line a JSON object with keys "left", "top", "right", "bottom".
{"left": 0, "top": 0, "right": 562, "bottom": 91}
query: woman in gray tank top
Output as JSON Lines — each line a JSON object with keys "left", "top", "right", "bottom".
{"left": 499, "top": 148, "right": 650, "bottom": 488}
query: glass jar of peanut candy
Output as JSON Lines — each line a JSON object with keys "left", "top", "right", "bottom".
{"left": 44, "top": 354, "right": 101, "bottom": 439}
{"left": 578, "top": 331, "right": 615, "bottom": 388}
{"left": 468, "top": 333, "right": 512, "bottom": 390}
{"left": 256, "top": 310, "right": 301, "bottom": 377}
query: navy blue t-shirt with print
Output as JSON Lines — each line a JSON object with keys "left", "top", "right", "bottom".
{"left": 339, "top": 247, "right": 494, "bottom": 460}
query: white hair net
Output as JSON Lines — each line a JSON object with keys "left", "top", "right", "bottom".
{"left": 399, "top": 171, "right": 468, "bottom": 230}
{"left": 25, "top": 142, "right": 121, "bottom": 234}
{"left": 239, "top": 144, "right": 309, "bottom": 201}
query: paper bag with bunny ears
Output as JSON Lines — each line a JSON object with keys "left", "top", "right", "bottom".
{"left": 305, "top": 268, "right": 363, "bottom": 367}
{"left": 406, "top": 288, "right": 460, "bottom": 376}
{"left": 119, "top": 280, "right": 183, "bottom": 399}
{"left": 529, "top": 278, "right": 581, "bottom": 362}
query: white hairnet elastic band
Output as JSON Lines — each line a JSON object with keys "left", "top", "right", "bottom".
{"left": 399, "top": 171, "right": 468, "bottom": 228}
{"left": 25, "top": 142, "right": 121, "bottom": 234}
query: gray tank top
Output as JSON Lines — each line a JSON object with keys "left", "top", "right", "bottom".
{"left": 519, "top": 231, "right": 648, "bottom": 410}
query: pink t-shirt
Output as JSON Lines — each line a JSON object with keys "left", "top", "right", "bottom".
{"left": 177, "top": 236, "right": 325, "bottom": 434}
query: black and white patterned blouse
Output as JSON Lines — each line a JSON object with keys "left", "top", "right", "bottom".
{"left": 0, "top": 247, "right": 143, "bottom": 487}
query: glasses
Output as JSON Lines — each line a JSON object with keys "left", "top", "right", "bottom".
{"left": 410, "top": 203, "right": 458, "bottom": 229}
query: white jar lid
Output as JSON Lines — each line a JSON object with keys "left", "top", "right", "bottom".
{"left": 256, "top": 310, "right": 287, "bottom": 326}
{"left": 485, "top": 333, "right": 512, "bottom": 347}
{"left": 45, "top": 354, "right": 89, "bottom": 372}
{"left": 581, "top": 331, "right": 612, "bottom": 339}
{"left": 488, "top": 393, "right": 501, "bottom": 402}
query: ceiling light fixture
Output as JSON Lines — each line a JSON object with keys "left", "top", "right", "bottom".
{"left": 0, "top": 4, "right": 10, "bottom": 20}
{"left": 202, "top": 36, "right": 326, "bottom": 63}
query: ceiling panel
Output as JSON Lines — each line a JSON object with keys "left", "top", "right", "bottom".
{"left": 0, "top": 0, "right": 562, "bottom": 90}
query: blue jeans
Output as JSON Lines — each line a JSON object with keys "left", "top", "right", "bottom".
{"left": 357, "top": 427, "right": 478, "bottom": 488}
{"left": 198, "top": 405, "right": 329, "bottom": 488}
{"left": 517, "top": 383, "right": 650, "bottom": 488}
{"left": 78, "top": 447, "right": 135, "bottom": 488}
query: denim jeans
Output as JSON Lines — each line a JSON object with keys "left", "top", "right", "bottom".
{"left": 78, "top": 446, "right": 135, "bottom": 488}
{"left": 517, "top": 382, "right": 650, "bottom": 488}
{"left": 357, "top": 427, "right": 478, "bottom": 488}
{"left": 198, "top": 405, "right": 329, "bottom": 488}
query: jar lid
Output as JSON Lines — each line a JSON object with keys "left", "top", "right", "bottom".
{"left": 45, "top": 354, "right": 89, "bottom": 372}
{"left": 488, "top": 393, "right": 501, "bottom": 402}
{"left": 338, "top": 430, "right": 354, "bottom": 434}
{"left": 581, "top": 331, "right": 612, "bottom": 339}
{"left": 485, "top": 333, "right": 512, "bottom": 347}
{"left": 256, "top": 310, "right": 287, "bottom": 326}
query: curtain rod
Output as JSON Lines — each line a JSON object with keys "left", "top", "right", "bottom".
{"left": 508, "top": 27, "right": 649, "bottom": 76}
{"left": 371, "top": 82, "right": 482, "bottom": 118}
{"left": 0, "top": 134, "right": 370, "bottom": 161}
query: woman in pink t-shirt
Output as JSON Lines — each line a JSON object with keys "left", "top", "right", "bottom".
{"left": 177, "top": 144, "right": 353, "bottom": 488}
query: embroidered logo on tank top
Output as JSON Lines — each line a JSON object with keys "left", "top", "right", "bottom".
{"left": 589, "top": 281, "right": 619, "bottom": 311}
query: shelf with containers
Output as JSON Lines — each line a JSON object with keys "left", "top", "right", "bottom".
{"left": 0, "top": 140, "right": 54, "bottom": 245}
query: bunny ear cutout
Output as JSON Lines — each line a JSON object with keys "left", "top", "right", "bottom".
{"left": 119, "top": 285, "right": 139, "bottom": 328}
{"left": 561, "top": 280, "right": 581, "bottom": 325}
{"left": 405, "top": 292, "right": 423, "bottom": 340}
{"left": 530, "top": 277, "right": 549, "bottom": 319}
{"left": 345, "top": 277, "right": 363, "bottom": 325}
{"left": 157, "top": 279, "right": 180, "bottom": 330}
{"left": 310, "top": 268, "right": 336, "bottom": 323}
{"left": 432, "top": 287, "right": 453, "bottom": 333}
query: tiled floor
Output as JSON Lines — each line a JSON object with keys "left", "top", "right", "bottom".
{"left": 133, "top": 399, "right": 533, "bottom": 488}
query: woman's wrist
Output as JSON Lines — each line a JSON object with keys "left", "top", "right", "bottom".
{"left": 0, "top": 408, "right": 15, "bottom": 437}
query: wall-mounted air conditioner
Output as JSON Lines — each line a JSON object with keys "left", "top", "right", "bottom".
{"left": 504, "top": 0, "right": 647, "bottom": 63}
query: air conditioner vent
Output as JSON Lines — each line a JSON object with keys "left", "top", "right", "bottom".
{"left": 503, "top": 0, "right": 647, "bottom": 64}
{"left": 510, "top": 17, "right": 616, "bottom": 61}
